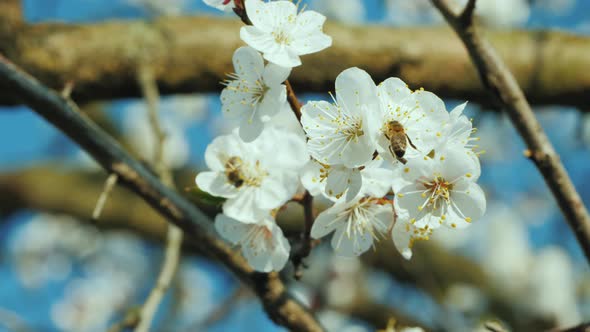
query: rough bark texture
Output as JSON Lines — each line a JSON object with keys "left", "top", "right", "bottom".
{"left": 1, "top": 15, "right": 590, "bottom": 107}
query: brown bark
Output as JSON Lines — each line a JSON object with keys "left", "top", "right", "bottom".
{"left": 1, "top": 16, "right": 590, "bottom": 107}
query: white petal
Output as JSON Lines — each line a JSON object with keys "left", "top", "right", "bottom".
{"left": 377, "top": 77, "right": 412, "bottom": 103}
{"left": 238, "top": 113, "right": 265, "bottom": 142}
{"left": 331, "top": 225, "right": 373, "bottom": 257}
{"left": 257, "top": 172, "right": 298, "bottom": 210}
{"left": 293, "top": 10, "right": 327, "bottom": 36}
{"left": 360, "top": 166, "right": 394, "bottom": 197}
{"left": 300, "top": 160, "right": 327, "bottom": 196}
{"left": 244, "top": 0, "right": 274, "bottom": 32}
{"left": 204, "top": 131, "right": 246, "bottom": 171}
{"left": 257, "top": 85, "right": 284, "bottom": 118}
{"left": 215, "top": 213, "right": 250, "bottom": 244}
{"left": 242, "top": 221, "right": 290, "bottom": 272}
{"left": 223, "top": 188, "right": 265, "bottom": 222}
{"left": 290, "top": 33, "right": 332, "bottom": 56}
{"left": 335, "top": 67, "right": 378, "bottom": 117}
{"left": 264, "top": 46, "right": 302, "bottom": 68}
{"left": 240, "top": 26, "right": 279, "bottom": 54}
{"left": 445, "top": 181, "right": 486, "bottom": 229}
{"left": 263, "top": 63, "right": 291, "bottom": 86}
{"left": 391, "top": 221, "right": 413, "bottom": 260}
{"left": 450, "top": 101, "right": 468, "bottom": 118}
{"left": 325, "top": 166, "right": 361, "bottom": 200}
{"left": 195, "top": 171, "right": 238, "bottom": 198}
{"left": 439, "top": 146, "right": 481, "bottom": 182}
{"left": 220, "top": 81, "right": 253, "bottom": 119}
{"left": 311, "top": 204, "right": 345, "bottom": 239}
{"left": 255, "top": 127, "right": 308, "bottom": 169}
{"left": 396, "top": 183, "right": 440, "bottom": 229}
{"left": 232, "top": 46, "right": 264, "bottom": 83}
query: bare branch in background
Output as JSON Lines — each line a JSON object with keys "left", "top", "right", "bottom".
{"left": 133, "top": 66, "right": 183, "bottom": 332}
{"left": 0, "top": 55, "right": 325, "bottom": 332}
{"left": 430, "top": 0, "right": 590, "bottom": 264}
{"left": 91, "top": 173, "right": 119, "bottom": 220}
{"left": 1, "top": 16, "right": 590, "bottom": 108}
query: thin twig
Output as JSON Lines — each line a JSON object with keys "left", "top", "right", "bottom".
{"left": 91, "top": 173, "right": 119, "bottom": 221}
{"left": 285, "top": 80, "right": 303, "bottom": 121}
{"left": 134, "top": 66, "right": 183, "bottom": 332}
{"left": 0, "top": 55, "right": 324, "bottom": 332}
{"left": 430, "top": 0, "right": 590, "bottom": 264}
{"left": 291, "top": 191, "right": 315, "bottom": 279}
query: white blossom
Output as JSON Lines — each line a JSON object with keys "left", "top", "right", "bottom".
{"left": 221, "top": 46, "right": 291, "bottom": 142}
{"left": 301, "top": 158, "right": 393, "bottom": 201}
{"left": 215, "top": 214, "right": 290, "bottom": 272}
{"left": 203, "top": 0, "right": 235, "bottom": 11}
{"left": 196, "top": 126, "right": 307, "bottom": 222}
{"left": 395, "top": 148, "right": 485, "bottom": 231}
{"left": 240, "top": 0, "right": 332, "bottom": 68}
{"left": 311, "top": 196, "right": 393, "bottom": 256}
{"left": 365, "top": 78, "right": 449, "bottom": 166}
{"left": 301, "top": 67, "right": 377, "bottom": 167}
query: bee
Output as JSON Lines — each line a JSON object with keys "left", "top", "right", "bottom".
{"left": 224, "top": 156, "right": 245, "bottom": 188}
{"left": 384, "top": 120, "right": 417, "bottom": 164}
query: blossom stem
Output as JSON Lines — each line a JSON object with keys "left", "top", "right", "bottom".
{"left": 285, "top": 79, "right": 303, "bottom": 121}
{"left": 431, "top": 0, "right": 590, "bottom": 264}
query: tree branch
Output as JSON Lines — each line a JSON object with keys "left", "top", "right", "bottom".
{"left": 1, "top": 16, "right": 590, "bottom": 107}
{"left": 0, "top": 55, "right": 324, "bottom": 332}
{"left": 431, "top": 0, "right": 590, "bottom": 264}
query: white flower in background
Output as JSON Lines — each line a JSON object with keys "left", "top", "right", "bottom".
{"left": 221, "top": 46, "right": 291, "bottom": 142}
{"left": 310, "top": 0, "right": 365, "bottom": 24}
{"left": 123, "top": 103, "right": 190, "bottom": 169}
{"left": 395, "top": 148, "right": 485, "bottom": 231}
{"left": 301, "top": 158, "right": 393, "bottom": 201}
{"left": 215, "top": 214, "right": 290, "bottom": 272}
{"left": 365, "top": 78, "right": 449, "bottom": 165}
{"left": 311, "top": 196, "right": 393, "bottom": 256}
{"left": 302, "top": 67, "right": 377, "bottom": 167}
{"left": 240, "top": 0, "right": 332, "bottom": 68}
{"left": 176, "top": 264, "right": 215, "bottom": 326}
{"left": 454, "top": 0, "right": 529, "bottom": 28}
{"left": 127, "top": 0, "right": 187, "bottom": 16}
{"left": 529, "top": 247, "right": 580, "bottom": 326}
{"left": 196, "top": 126, "right": 308, "bottom": 221}
{"left": 385, "top": 0, "right": 442, "bottom": 26}
{"left": 51, "top": 275, "right": 133, "bottom": 332}
{"left": 10, "top": 214, "right": 102, "bottom": 288}
{"left": 203, "top": 0, "right": 236, "bottom": 11}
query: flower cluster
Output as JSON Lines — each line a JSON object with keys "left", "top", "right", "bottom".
{"left": 199, "top": 0, "right": 330, "bottom": 271}
{"left": 200, "top": 0, "right": 485, "bottom": 271}
{"left": 301, "top": 67, "right": 485, "bottom": 259}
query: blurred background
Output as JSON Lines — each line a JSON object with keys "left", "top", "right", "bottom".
{"left": 1, "top": 0, "right": 590, "bottom": 331}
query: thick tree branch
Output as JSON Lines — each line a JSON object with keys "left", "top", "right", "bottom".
{"left": 1, "top": 16, "right": 590, "bottom": 107}
{"left": 431, "top": 0, "right": 590, "bottom": 264}
{"left": 0, "top": 56, "right": 324, "bottom": 332}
